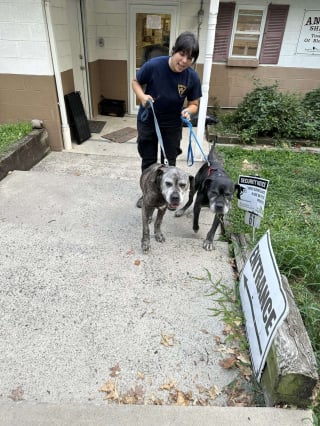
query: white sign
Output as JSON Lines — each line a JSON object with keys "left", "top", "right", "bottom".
{"left": 297, "top": 10, "right": 320, "bottom": 55}
{"left": 146, "top": 15, "right": 162, "bottom": 30}
{"left": 239, "top": 231, "right": 289, "bottom": 381}
{"left": 245, "top": 211, "right": 261, "bottom": 228}
{"left": 237, "top": 176, "right": 269, "bottom": 217}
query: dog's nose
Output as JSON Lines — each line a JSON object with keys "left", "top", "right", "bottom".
{"left": 170, "top": 193, "right": 180, "bottom": 204}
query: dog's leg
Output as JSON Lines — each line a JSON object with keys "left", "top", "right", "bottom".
{"left": 203, "top": 213, "right": 224, "bottom": 251}
{"left": 141, "top": 205, "right": 154, "bottom": 253}
{"left": 175, "top": 176, "right": 195, "bottom": 217}
{"left": 154, "top": 207, "right": 167, "bottom": 243}
{"left": 193, "top": 192, "right": 205, "bottom": 233}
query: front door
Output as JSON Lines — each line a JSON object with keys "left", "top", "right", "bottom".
{"left": 67, "top": 0, "right": 91, "bottom": 117}
{"left": 128, "top": 4, "right": 178, "bottom": 114}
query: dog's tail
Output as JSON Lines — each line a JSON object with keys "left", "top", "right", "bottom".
{"left": 207, "top": 144, "right": 216, "bottom": 165}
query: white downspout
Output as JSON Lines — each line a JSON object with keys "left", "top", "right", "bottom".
{"left": 43, "top": 0, "right": 72, "bottom": 151}
{"left": 196, "top": 0, "right": 219, "bottom": 156}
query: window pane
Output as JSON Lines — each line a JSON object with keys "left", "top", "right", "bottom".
{"left": 236, "top": 9, "right": 263, "bottom": 32}
{"left": 232, "top": 34, "right": 259, "bottom": 56}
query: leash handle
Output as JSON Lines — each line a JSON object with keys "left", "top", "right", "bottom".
{"left": 181, "top": 117, "right": 208, "bottom": 166}
{"left": 143, "top": 99, "right": 169, "bottom": 166}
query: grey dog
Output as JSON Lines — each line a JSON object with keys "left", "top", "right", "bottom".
{"left": 140, "top": 163, "right": 193, "bottom": 253}
{"left": 175, "top": 145, "right": 236, "bottom": 250}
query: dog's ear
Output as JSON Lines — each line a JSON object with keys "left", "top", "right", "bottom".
{"left": 154, "top": 168, "right": 164, "bottom": 189}
{"left": 234, "top": 183, "right": 241, "bottom": 199}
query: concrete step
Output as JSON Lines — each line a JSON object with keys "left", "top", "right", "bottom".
{"left": 0, "top": 403, "right": 313, "bottom": 426}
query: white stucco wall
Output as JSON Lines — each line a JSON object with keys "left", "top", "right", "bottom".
{"left": 1, "top": 0, "right": 319, "bottom": 76}
{"left": 0, "top": 0, "right": 53, "bottom": 75}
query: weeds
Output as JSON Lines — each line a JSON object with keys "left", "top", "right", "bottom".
{"left": 0, "top": 122, "right": 32, "bottom": 154}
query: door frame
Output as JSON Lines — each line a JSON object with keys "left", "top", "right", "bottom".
{"left": 67, "top": 0, "right": 92, "bottom": 118}
{"left": 128, "top": 3, "right": 179, "bottom": 115}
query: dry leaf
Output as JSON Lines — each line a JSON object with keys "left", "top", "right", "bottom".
{"left": 223, "top": 324, "right": 233, "bottom": 335}
{"left": 174, "top": 390, "right": 192, "bottom": 406}
{"left": 208, "top": 385, "right": 221, "bottom": 400}
{"left": 99, "top": 379, "right": 119, "bottom": 400}
{"left": 160, "top": 332, "right": 174, "bottom": 347}
{"left": 219, "top": 357, "right": 237, "bottom": 369}
{"left": 8, "top": 386, "right": 24, "bottom": 401}
{"left": 109, "top": 363, "right": 121, "bottom": 377}
{"left": 159, "top": 379, "right": 177, "bottom": 391}
{"left": 196, "top": 384, "right": 207, "bottom": 394}
{"left": 236, "top": 353, "right": 250, "bottom": 365}
{"left": 137, "top": 371, "right": 145, "bottom": 380}
{"left": 134, "top": 259, "right": 141, "bottom": 266}
{"left": 200, "top": 329, "right": 209, "bottom": 334}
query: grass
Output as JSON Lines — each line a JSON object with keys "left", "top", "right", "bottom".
{"left": 0, "top": 122, "right": 32, "bottom": 155}
{"left": 216, "top": 145, "right": 320, "bottom": 419}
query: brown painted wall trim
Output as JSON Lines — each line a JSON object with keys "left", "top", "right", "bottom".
{"left": 0, "top": 74, "right": 63, "bottom": 151}
{"left": 206, "top": 64, "right": 320, "bottom": 108}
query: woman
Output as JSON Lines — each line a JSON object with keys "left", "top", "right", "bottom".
{"left": 132, "top": 31, "right": 202, "bottom": 207}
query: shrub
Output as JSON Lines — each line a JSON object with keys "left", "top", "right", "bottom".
{"left": 225, "top": 82, "right": 320, "bottom": 144}
{"left": 302, "top": 87, "right": 320, "bottom": 120}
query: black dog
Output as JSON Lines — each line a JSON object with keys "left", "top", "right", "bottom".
{"left": 175, "top": 145, "right": 236, "bottom": 250}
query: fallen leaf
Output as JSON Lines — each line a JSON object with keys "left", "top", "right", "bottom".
{"left": 159, "top": 379, "right": 176, "bottom": 391}
{"left": 8, "top": 386, "right": 24, "bottom": 401}
{"left": 236, "top": 353, "right": 250, "bottom": 365}
{"left": 200, "top": 329, "right": 209, "bottom": 334}
{"left": 172, "top": 390, "right": 192, "bottom": 406}
{"left": 134, "top": 259, "right": 141, "bottom": 266}
{"left": 109, "top": 363, "right": 121, "bottom": 377}
{"left": 137, "top": 371, "right": 145, "bottom": 380}
{"left": 160, "top": 332, "right": 174, "bottom": 347}
{"left": 196, "top": 384, "right": 207, "bottom": 394}
{"left": 208, "top": 385, "right": 221, "bottom": 400}
{"left": 219, "top": 357, "right": 237, "bottom": 369}
{"left": 99, "top": 379, "right": 119, "bottom": 400}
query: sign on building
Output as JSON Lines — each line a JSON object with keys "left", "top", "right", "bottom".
{"left": 297, "top": 10, "right": 320, "bottom": 55}
{"left": 239, "top": 231, "right": 289, "bottom": 381}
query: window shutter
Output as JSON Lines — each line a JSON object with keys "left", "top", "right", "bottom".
{"left": 213, "top": 2, "right": 235, "bottom": 62}
{"left": 259, "top": 4, "right": 289, "bottom": 64}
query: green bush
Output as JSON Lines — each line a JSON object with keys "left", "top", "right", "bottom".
{"left": 302, "top": 87, "right": 320, "bottom": 120}
{"left": 224, "top": 82, "right": 320, "bottom": 144}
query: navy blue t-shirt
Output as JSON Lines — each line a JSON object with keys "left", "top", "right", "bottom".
{"left": 136, "top": 56, "right": 202, "bottom": 128}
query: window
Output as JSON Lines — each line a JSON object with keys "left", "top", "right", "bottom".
{"left": 231, "top": 7, "right": 265, "bottom": 57}
{"left": 213, "top": 3, "right": 289, "bottom": 65}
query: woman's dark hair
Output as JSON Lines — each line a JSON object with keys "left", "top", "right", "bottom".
{"left": 171, "top": 31, "right": 199, "bottom": 63}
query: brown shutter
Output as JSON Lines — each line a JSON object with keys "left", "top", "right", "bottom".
{"left": 213, "top": 2, "right": 235, "bottom": 62}
{"left": 259, "top": 4, "right": 289, "bottom": 64}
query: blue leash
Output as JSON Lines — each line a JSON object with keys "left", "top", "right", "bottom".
{"left": 141, "top": 100, "right": 169, "bottom": 166}
{"left": 181, "top": 117, "right": 208, "bottom": 166}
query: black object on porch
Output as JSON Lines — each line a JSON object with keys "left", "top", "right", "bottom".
{"left": 64, "top": 92, "right": 91, "bottom": 144}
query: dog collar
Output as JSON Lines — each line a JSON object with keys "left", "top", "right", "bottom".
{"left": 208, "top": 166, "right": 216, "bottom": 176}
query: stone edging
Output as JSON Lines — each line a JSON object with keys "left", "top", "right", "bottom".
{"left": 0, "top": 128, "right": 50, "bottom": 181}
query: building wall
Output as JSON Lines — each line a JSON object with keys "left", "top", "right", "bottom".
{"left": 1, "top": 0, "right": 320, "bottom": 151}
{"left": 0, "top": 0, "right": 66, "bottom": 150}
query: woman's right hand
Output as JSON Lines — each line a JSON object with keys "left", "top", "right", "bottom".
{"left": 141, "top": 94, "right": 154, "bottom": 107}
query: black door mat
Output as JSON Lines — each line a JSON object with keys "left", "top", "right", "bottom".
{"left": 101, "top": 127, "right": 138, "bottom": 143}
{"left": 88, "top": 120, "right": 106, "bottom": 134}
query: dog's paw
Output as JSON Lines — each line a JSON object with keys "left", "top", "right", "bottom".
{"left": 155, "top": 232, "right": 165, "bottom": 243}
{"left": 174, "top": 209, "right": 184, "bottom": 218}
{"left": 141, "top": 239, "right": 151, "bottom": 253}
{"left": 193, "top": 225, "right": 199, "bottom": 233}
{"left": 203, "top": 239, "right": 215, "bottom": 251}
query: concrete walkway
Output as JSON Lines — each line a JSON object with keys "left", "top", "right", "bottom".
{"left": 0, "top": 116, "right": 313, "bottom": 424}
